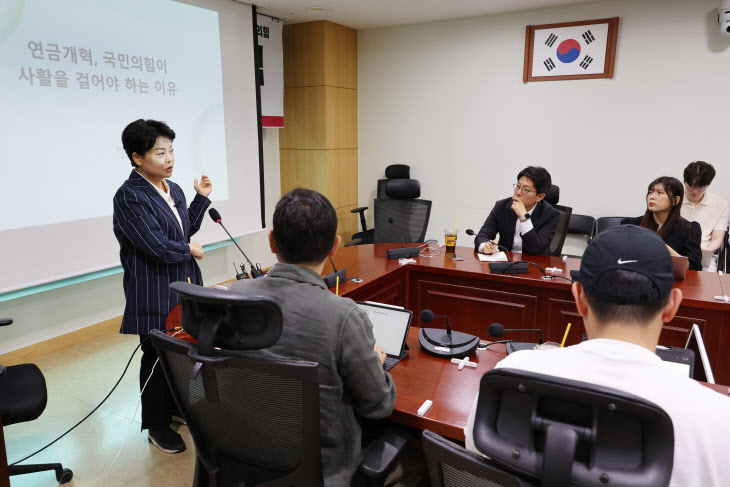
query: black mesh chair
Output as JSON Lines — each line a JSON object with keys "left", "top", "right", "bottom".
{"left": 542, "top": 185, "right": 571, "bottom": 256}
{"left": 458, "top": 368, "right": 674, "bottom": 487}
{"left": 551, "top": 205, "right": 572, "bottom": 256}
{"left": 567, "top": 214, "right": 596, "bottom": 238}
{"left": 0, "top": 319, "right": 73, "bottom": 485}
{"left": 595, "top": 217, "right": 629, "bottom": 235}
{"left": 373, "top": 179, "right": 432, "bottom": 244}
{"left": 422, "top": 429, "right": 529, "bottom": 487}
{"left": 150, "top": 282, "right": 407, "bottom": 487}
{"left": 349, "top": 164, "right": 411, "bottom": 246}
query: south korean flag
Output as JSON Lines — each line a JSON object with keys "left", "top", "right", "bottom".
{"left": 531, "top": 23, "right": 609, "bottom": 77}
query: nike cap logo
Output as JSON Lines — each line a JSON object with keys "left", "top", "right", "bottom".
{"left": 617, "top": 259, "right": 638, "bottom": 264}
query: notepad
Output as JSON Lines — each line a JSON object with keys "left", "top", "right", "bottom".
{"left": 478, "top": 252, "right": 508, "bottom": 262}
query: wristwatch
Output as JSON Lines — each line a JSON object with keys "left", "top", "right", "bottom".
{"left": 520, "top": 213, "right": 531, "bottom": 223}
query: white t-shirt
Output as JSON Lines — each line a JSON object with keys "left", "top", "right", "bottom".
{"left": 464, "top": 339, "right": 730, "bottom": 487}
{"left": 137, "top": 172, "right": 184, "bottom": 232}
{"left": 680, "top": 191, "right": 728, "bottom": 250}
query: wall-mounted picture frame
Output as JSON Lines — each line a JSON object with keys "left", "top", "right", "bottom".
{"left": 523, "top": 17, "right": 619, "bottom": 82}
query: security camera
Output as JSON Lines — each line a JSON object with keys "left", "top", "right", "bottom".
{"left": 720, "top": 0, "right": 730, "bottom": 37}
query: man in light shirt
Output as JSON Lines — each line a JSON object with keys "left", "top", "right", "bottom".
{"left": 680, "top": 161, "right": 728, "bottom": 271}
{"left": 464, "top": 225, "right": 730, "bottom": 487}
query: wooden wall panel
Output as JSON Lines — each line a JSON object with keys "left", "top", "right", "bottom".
{"left": 279, "top": 87, "right": 326, "bottom": 149}
{"left": 279, "top": 149, "right": 326, "bottom": 195}
{"left": 326, "top": 149, "right": 358, "bottom": 208}
{"left": 336, "top": 204, "right": 359, "bottom": 244}
{"left": 323, "top": 21, "right": 358, "bottom": 89}
{"left": 325, "top": 87, "right": 358, "bottom": 148}
{"left": 283, "top": 21, "right": 325, "bottom": 88}
{"left": 281, "top": 20, "right": 358, "bottom": 246}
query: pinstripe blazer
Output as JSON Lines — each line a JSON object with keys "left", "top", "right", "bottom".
{"left": 113, "top": 170, "right": 210, "bottom": 335}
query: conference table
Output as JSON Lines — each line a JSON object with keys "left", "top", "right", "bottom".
{"left": 170, "top": 243, "right": 730, "bottom": 443}
{"left": 329, "top": 243, "right": 730, "bottom": 441}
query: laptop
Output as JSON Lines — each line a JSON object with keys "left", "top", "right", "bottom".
{"left": 657, "top": 324, "right": 714, "bottom": 383}
{"left": 357, "top": 301, "right": 412, "bottom": 371}
{"left": 670, "top": 255, "right": 689, "bottom": 280}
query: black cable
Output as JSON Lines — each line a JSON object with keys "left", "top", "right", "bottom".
{"left": 10, "top": 327, "right": 180, "bottom": 466}
{"left": 551, "top": 275, "right": 574, "bottom": 283}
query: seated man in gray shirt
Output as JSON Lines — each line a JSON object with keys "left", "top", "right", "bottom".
{"left": 230, "top": 188, "right": 397, "bottom": 486}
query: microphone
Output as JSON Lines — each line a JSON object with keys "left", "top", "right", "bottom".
{"left": 420, "top": 309, "right": 452, "bottom": 336}
{"left": 417, "top": 309, "right": 479, "bottom": 359}
{"left": 487, "top": 322, "right": 544, "bottom": 354}
{"left": 385, "top": 216, "right": 421, "bottom": 259}
{"left": 466, "top": 228, "right": 511, "bottom": 262}
{"left": 208, "top": 208, "right": 264, "bottom": 278}
{"left": 323, "top": 257, "right": 347, "bottom": 289}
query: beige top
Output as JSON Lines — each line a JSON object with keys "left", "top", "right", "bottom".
{"left": 680, "top": 191, "right": 728, "bottom": 249}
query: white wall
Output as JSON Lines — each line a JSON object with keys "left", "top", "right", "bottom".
{"left": 359, "top": 0, "right": 730, "bottom": 250}
{"left": 0, "top": 128, "right": 281, "bottom": 355}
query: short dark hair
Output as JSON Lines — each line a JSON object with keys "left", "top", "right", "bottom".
{"left": 121, "top": 119, "right": 176, "bottom": 167}
{"left": 517, "top": 166, "right": 552, "bottom": 195}
{"left": 584, "top": 269, "right": 670, "bottom": 325}
{"left": 273, "top": 188, "right": 338, "bottom": 265}
{"left": 683, "top": 161, "right": 716, "bottom": 188}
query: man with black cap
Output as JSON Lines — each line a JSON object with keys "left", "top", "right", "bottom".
{"left": 464, "top": 224, "right": 730, "bottom": 486}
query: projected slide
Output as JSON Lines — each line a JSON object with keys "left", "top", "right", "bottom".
{"left": 0, "top": 0, "right": 228, "bottom": 232}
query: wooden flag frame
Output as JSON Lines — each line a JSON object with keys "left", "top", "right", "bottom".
{"left": 523, "top": 17, "right": 619, "bottom": 82}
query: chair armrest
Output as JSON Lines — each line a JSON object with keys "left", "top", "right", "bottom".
{"left": 0, "top": 318, "right": 13, "bottom": 326}
{"left": 344, "top": 238, "right": 363, "bottom": 247}
{"left": 351, "top": 207, "right": 368, "bottom": 214}
{"left": 359, "top": 425, "right": 413, "bottom": 479}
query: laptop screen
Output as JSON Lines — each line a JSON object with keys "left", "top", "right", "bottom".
{"left": 357, "top": 302, "right": 412, "bottom": 357}
{"left": 686, "top": 324, "right": 715, "bottom": 384}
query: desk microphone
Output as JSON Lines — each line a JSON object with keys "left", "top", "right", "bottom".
{"left": 208, "top": 208, "right": 264, "bottom": 278}
{"left": 488, "top": 322, "right": 544, "bottom": 354}
{"left": 418, "top": 309, "right": 479, "bottom": 359}
{"left": 385, "top": 216, "right": 421, "bottom": 259}
{"left": 466, "top": 228, "right": 512, "bottom": 262}
{"left": 323, "top": 257, "right": 347, "bottom": 289}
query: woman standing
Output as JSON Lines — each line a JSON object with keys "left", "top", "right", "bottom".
{"left": 622, "top": 176, "right": 702, "bottom": 271}
{"left": 113, "top": 119, "right": 212, "bottom": 453}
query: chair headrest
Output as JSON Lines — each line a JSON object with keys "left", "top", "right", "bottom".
{"left": 544, "top": 184, "right": 559, "bottom": 206}
{"left": 385, "top": 164, "right": 411, "bottom": 180}
{"left": 385, "top": 179, "right": 421, "bottom": 199}
{"left": 169, "top": 281, "right": 283, "bottom": 353}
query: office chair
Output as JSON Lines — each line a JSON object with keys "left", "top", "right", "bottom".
{"left": 422, "top": 429, "right": 528, "bottom": 487}
{"left": 551, "top": 205, "right": 572, "bottom": 256}
{"left": 151, "top": 282, "right": 407, "bottom": 487}
{"left": 562, "top": 213, "right": 596, "bottom": 258}
{"left": 349, "top": 164, "right": 412, "bottom": 246}
{"left": 0, "top": 319, "right": 73, "bottom": 485}
{"left": 462, "top": 367, "right": 674, "bottom": 487}
{"left": 542, "top": 185, "right": 571, "bottom": 256}
{"left": 594, "top": 217, "right": 628, "bottom": 235}
{"left": 374, "top": 179, "right": 432, "bottom": 244}
{"left": 567, "top": 214, "right": 596, "bottom": 238}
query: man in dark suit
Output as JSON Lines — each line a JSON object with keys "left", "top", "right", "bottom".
{"left": 474, "top": 166, "right": 559, "bottom": 256}
{"left": 113, "top": 119, "right": 212, "bottom": 454}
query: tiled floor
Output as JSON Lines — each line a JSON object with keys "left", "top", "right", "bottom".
{"left": 5, "top": 333, "right": 196, "bottom": 486}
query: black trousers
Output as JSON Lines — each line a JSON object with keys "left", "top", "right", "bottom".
{"left": 139, "top": 334, "right": 178, "bottom": 431}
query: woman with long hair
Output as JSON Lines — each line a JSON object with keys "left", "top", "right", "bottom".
{"left": 622, "top": 176, "right": 702, "bottom": 270}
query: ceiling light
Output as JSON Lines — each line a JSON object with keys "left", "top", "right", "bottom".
{"left": 305, "top": 6, "right": 330, "bottom": 13}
